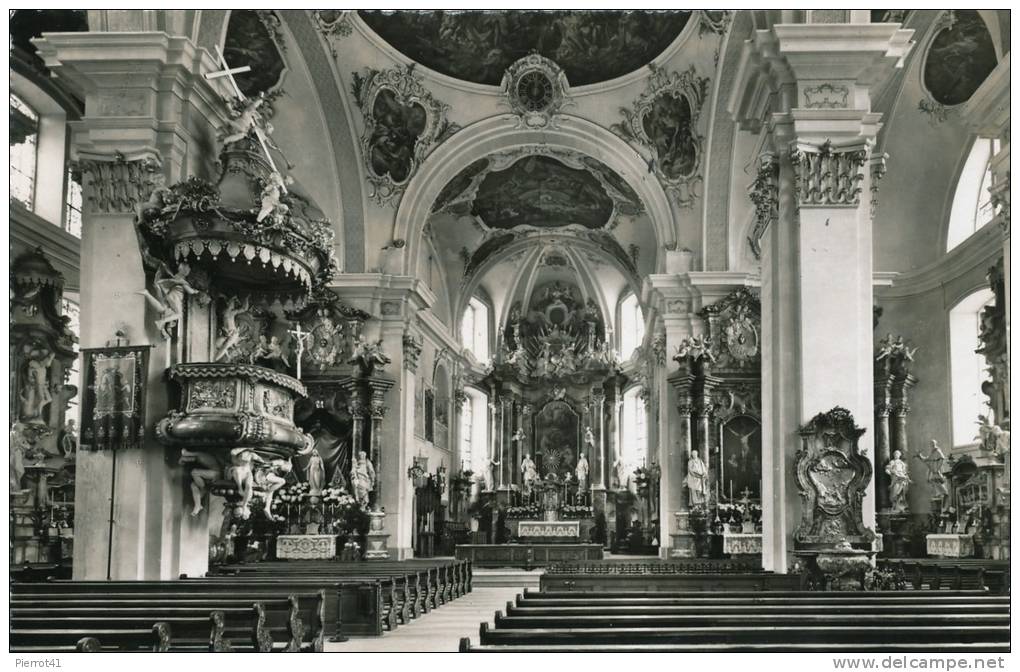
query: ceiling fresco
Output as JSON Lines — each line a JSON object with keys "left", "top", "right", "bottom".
{"left": 471, "top": 155, "right": 615, "bottom": 230}
{"left": 358, "top": 10, "right": 692, "bottom": 86}
{"left": 223, "top": 10, "right": 286, "bottom": 98}
{"left": 923, "top": 11, "right": 998, "bottom": 106}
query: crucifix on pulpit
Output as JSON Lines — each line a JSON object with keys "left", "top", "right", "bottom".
{"left": 287, "top": 323, "right": 312, "bottom": 379}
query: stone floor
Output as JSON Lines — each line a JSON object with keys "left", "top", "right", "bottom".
{"left": 325, "top": 584, "right": 524, "bottom": 652}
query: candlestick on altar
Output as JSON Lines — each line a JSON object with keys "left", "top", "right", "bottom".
{"left": 729, "top": 481, "right": 733, "bottom": 502}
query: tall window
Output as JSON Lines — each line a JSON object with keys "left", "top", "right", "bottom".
{"left": 621, "top": 386, "right": 647, "bottom": 467}
{"left": 64, "top": 167, "right": 83, "bottom": 238}
{"left": 460, "top": 388, "right": 488, "bottom": 473}
{"left": 619, "top": 292, "right": 644, "bottom": 360}
{"left": 460, "top": 396, "right": 473, "bottom": 469}
{"left": 10, "top": 93, "right": 39, "bottom": 210}
{"left": 947, "top": 138, "right": 1000, "bottom": 251}
{"left": 949, "top": 288, "right": 995, "bottom": 445}
{"left": 461, "top": 296, "right": 489, "bottom": 361}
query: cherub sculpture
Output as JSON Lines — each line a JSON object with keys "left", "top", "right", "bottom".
{"left": 349, "top": 336, "right": 391, "bottom": 377}
{"left": 256, "top": 171, "right": 293, "bottom": 224}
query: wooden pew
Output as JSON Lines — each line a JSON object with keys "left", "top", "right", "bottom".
{"left": 460, "top": 639, "right": 1011, "bottom": 653}
{"left": 11, "top": 623, "right": 173, "bottom": 653}
{"left": 11, "top": 583, "right": 328, "bottom": 649}
{"left": 458, "top": 588, "right": 1010, "bottom": 653}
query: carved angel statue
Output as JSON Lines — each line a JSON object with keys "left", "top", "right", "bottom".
{"left": 180, "top": 448, "right": 221, "bottom": 516}
{"left": 213, "top": 296, "right": 251, "bottom": 362}
{"left": 256, "top": 171, "right": 293, "bottom": 224}
{"left": 674, "top": 334, "right": 716, "bottom": 365}
{"left": 511, "top": 428, "right": 526, "bottom": 443}
{"left": 251, "top": 335, "right": 289, "bottom": 370}
{"left": 226, "top": 447, "right": 264, "bottom": 519}
{"left": 349, "top": 336, "right": 391, "bottom": 377}
{"left": 584, "top": 426, "right": 596, "bottom": 449}
{"left": 219, "top": 91, "right": 267, "bottom": 147}
{"left": 136, "top": 262, "right": 202, "bottom": 340}
{"left": 257, "top": 457, "right": 293, "bottom": 516}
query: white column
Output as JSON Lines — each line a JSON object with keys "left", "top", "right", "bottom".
{"left": 729, "top": 22, "right": 914, "bottom": 571}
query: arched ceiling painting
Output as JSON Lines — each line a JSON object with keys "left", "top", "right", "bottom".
{"left": 923, "top": 11, "right": 997, "bottom": 106}
{"left": 472, "top": 156, "right": 614, "bottom": 230}
{"left": 358, "top": 10, "right": 692, "bottom": 86}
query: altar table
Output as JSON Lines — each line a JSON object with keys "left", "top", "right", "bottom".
{"left": 722, "top": 532, "right": 762, "bottom": 556}
{"left": 276, "top": 534, "right": 336, "bottom": 560}
{"left": 517, "top": 520, "right": 580, "bottom": 540}
{"left": 926, "top": 533, "right": 974, "bottom": 558}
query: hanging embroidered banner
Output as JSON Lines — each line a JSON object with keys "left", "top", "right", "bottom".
{"left": 79, "top": 346, "right": 152, "bottom": 451}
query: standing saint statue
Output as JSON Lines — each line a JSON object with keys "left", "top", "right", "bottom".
{"left": 350, "top": 450, "right": 376, "bottom": 507}
{"left": 885, "top": 449, "right": 911, "bottom": 513}
{"left": 575, "top": 452, "right": 590, "bottom": 493}
{"left": 521, "top": 453, "right": 539, "bottom": 495}
{"left": 60, "top": 419, "right": 78, "bottom": 458}
{"left": 20, "top": 347, "right": 55, "bottom": 423}
{"left": 484, "top": 456, "right": 500, "bottom": 492}
{"left": 614, "top": 456, "right": 630, "bottom": 491}
{"left": 296, "top": 431, "right": 324, "bottom": 499}
{"left": 915, "top": 440, "right": 949, "bottom": 502}
{"left": 686, "top": 450, "right": 708, "bottom": 507}
{"left": 10, "top": 423, "right": 30, "bottom": 494}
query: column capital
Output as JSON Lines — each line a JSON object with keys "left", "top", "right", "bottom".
{"left": 729, "top": 23, "right": 914, "bottom": 135}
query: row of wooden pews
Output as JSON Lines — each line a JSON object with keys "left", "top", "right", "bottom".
{"left": 10, "top": 559, "right": 471, "bottom": 651}
{"left": 460, "top": 589, "right": 1010, "bottom": 652}
{"left": 10, "top": 584, "right": 326, "bottom": 652}
{"left": 205, "top": 559, "right": 472, "bottom": 635}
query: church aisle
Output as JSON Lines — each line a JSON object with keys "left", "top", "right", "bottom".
{"left": 325, "top": 586, "right": 524, "bottom": 652}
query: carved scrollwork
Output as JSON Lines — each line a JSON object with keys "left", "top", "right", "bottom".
{"left": 794, "top": 407, "right": 875, "bottom": 549}
{"left": 611, "top": 64, "right": 710, "bottom": 207}
{"left": 747, "top": 153, "right": 779, "bottom": 260}
{"left": 789, "top": 140, "right": 868, "bottom": 207}
{"left": 698, "top": 288, "right": 761, "bottom": 371}
{"left": 803, "top": 83, "right": 850, "bottom": 109}
{"left": 351, "top": 65, "right": 460, "bottom": 206}
{"left": 500, "top": 54, "right": 572, "bottom": 129}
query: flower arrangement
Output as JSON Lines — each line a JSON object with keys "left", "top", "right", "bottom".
{"left": 560, "top": 504, "right": 593, "bottom": 519}
{"left": 505, "top": 504, "right": 542, "bottom": 519}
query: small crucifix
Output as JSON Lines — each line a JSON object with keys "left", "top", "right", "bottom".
{"left": 288, "top": 322, "right": 312, "bottom": 379}
{"left": 739, "top": 486, "right": 753, "bottom": 504}
{"left": 204, "top": 46, "right": 287, "bottom": 193}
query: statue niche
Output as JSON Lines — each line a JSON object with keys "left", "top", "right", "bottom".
{"left": 794, "top": 407, "right": 876, "bottom": 551}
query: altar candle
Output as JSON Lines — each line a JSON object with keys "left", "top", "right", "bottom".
{"left": 729, "top": 481, "right": 733, "bottom": 502}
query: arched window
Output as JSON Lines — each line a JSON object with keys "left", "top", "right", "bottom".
{"left": 459, "top": 387, "right": 489, "bottom": 474}
{"left": 64, "top": 167, "right": 83, "bottom": 238}
{"left": 947, "top": 138, "right": 1000, "bottom": 251}
{"left": 10, "top": 93, "right": 39, "bottom": 210}
{"left": 621, "top": 386, "right": 647, "bottom": 467}
{"left": 949, "top": 288, "right": 995, "bottom": 445}
{"left": 619, "top": 292, "right": 644, "bottom": 360}
{"left": 461, "top": 296, "right": 489, "bottom": 362}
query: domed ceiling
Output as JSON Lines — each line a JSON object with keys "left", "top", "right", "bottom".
{"left": 358, "top": 10, "right": 692, "bottom": 86}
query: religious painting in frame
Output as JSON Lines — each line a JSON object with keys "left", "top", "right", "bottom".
{"left": 533, "top": 400, "right": 580, "bottom": 479}
{"left": 719, "top": 414, "right": 762, "bottom": 501}
{"left": 79, "top": 346, "right": 151, "bottom": 451}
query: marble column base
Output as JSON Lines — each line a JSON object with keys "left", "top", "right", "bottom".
{"left": 669, "top": 533, "right": 697, "bottom": 558}
{"left": 364, "top": 511, "right": 391, "bottom": 560}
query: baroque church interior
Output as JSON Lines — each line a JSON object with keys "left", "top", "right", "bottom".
{"left": 8, "top": 8, "right": 1012, "bottom": 655}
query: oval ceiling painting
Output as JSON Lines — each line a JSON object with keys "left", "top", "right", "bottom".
{"left": 359, "top": 10, "right": 692, "bottom": 86}
{"left": 923, "top": 11, "right": 997, "bottom": 106}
